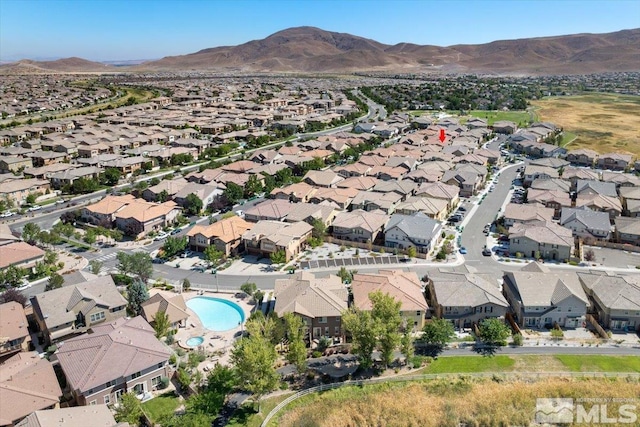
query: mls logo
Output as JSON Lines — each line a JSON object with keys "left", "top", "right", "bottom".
{"left": 536, "top": 398, "right": 574, "bottom": 423}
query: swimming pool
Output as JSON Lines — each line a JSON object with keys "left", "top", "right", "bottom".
{"left": 186, "top": 297, "right": 245, "bottom": 331}
{"left": 185, "top": 336, "right": 204, "bottom": 347}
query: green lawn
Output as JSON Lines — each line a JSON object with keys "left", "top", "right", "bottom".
{"left": 560, "top": 130, "right": 577, "bottom": 147}
{"left": 466, "top": 110, "right": 533, "bottom": 126}
{"left": 227, "top": 393, "right": 293, "bottom": 427}
{"left": 141, "top": 393, "right": 181, "bottom": 423}
{"left": 423, "top": 355, "right": 516, "bottom": 374}
{"left": 555, "top": 355, "right": 640, "bottom": 372}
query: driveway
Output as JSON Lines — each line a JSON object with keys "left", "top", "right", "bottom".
{"left": 584, "top": 245, "right": 640, "bottom": 269}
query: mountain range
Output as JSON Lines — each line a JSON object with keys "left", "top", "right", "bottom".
{"left": 2, "top": 26, "right": 639, "bottom": 75}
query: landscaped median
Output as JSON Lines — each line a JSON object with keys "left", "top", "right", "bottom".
{"left": 236, "top": 355, "right": 640, "bottom": 427}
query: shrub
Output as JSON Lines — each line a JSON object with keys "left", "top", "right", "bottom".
{"left": 312, "top": 350, "right": 322, "bottom": 358}
{"left": 165, "top": 334, "right": 174, "bottom": 345}
{"left": 169, "top": 354, "right": 177, "bottom": 365}
{"left": 159, "top": 377, "right": 170, "bottom": 389}
{"left": 512, "top": 333, "right": 524, "bottom": 346}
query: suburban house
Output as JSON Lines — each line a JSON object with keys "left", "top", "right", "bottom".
{"left": 270, "top": 182, "right": 316, "bottom": 202}
{"left": 522, "top": 165, "right": 559, "bottom": 187}
{"left": 30, "top": 276, "right": 127, "bottom": 345}
{"left": 284, "top": 203, "right": 336, "bottom": 227}
{"left": 0, "top": 178, "right": 51, "bottom": 207}
{"left": 427, "top": 271, "right": 508, "bottom": 329}
{"left": 81, "top": 194, "right": 137, "bottom": 226}
{"left": 15, "top": 405, "right": 120, "bottom": 427}
{"left": 394, "top": 196, "right": 449, "bottom": 221}
{"left": 350, "top": 270, "right": 428, "bottom": 330}
{"left": 492, "top": 121, "right": 517, "bottom": 134}
{"left": 0, "top": 241, "right": 45, "bottom": 271}
{"left": 55, "top": 316, "right": 172, "bottom": 406}
{"left": 502, "top": 203, "right": 555, "bottom": 227}
{"left": 308, "top": 187, "right": 359, "bottom": 210}
{"left": 602, "top": 171, "right": 640, "bottom": 188}
{"left": 526, "top": 189, "right": 572, "bottom": 217}
{"left": 350, "top": 190, "right": 402, "bottom": 214}
{"left": 414, "top": 182, "right": 460, "bottom": 211}
{"left": 336, "top": 176, "right": 379, "bottom": 190}
{"left": 113, "top": 199, "right": 181, "bottom": 238}
{"left": 614, "top": 217, "right": 640, "bottom": 245}
{"left": 441, "top": 170, "right": 481, "bottom": 197}
{"left": 597, "top": 153, "right": 633, "bottom": 171}
{"left": 0, "top": 352, "right": 62, "bottom": 426}
{"left": 508, "top": 220, "right": 574, "bottom": 261}
{"left": 575, "top": 193, "right": 622, "bottom": 220}
{"left": 242, "top": 220, "right": 312, "bottom": 261}
{"left": 303, "top": 170, "right": 344, "bottom": 188}
{"left": 561, "top": 167, "right": 601, "bottom": 190}
{"left": 0, "top": 156, "right": 33, "bottom": 173}
{"left": 575, "top": 179, "right": 617, "bottom": 198}
{"left": 619, "top": 186, "right": 640, "bottom": 217}
{"left": 243, "top": 199, "right": 295, "bottom": 222}
{"left": 560, "top": 207, "right": 612, "bottom": 240}
{"left": 503, "top": 265, "right": 589, "bottom": 328}
{"left": 578, "top": 273, "right": 640, "bottom": 332}
{"left": 566, "top": 148, "right": 598, "bottom": 166}
{"left": 187, "top": 215, "right": 252, "bottom": 256}
{"left": 172, "top": 183, "right": 221, "bottom": 212}
{"left": 384, "top": 213, "right": 442, "bottom": 254}
{"left": 141, "top": 292, "right": 189, "bottom": 329}
{"left": 142, "top": 177, "right": 189, "bottom": 202}
{"left": 331, "top": 209, "right": 389, "bottom": 244}
{"left": 0, "top": 302, "right": 31, "bottom": 357}
{"left": 273, "top": 271, "right": 348, "bottom": 343}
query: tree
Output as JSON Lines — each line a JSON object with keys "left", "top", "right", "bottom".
{"left": 157, "top": 189, "right": 170, "bottom": 203}
{"left": 584, "top": 249, "right": 595, "bottom": 262}
{"left": 182, "top": 278, "right": 191, "bottom": 292}
{"left": 176, "top": 367, "right": 192, "bottom": 391}
{"left": 223, "top": 182, "right": 244, "bottom": 205}
{"left": 420, "top": 318, "right": 455, "bottom": 348}
{"left": 203, "top": 246, "right": 224, "bottom": 266}
{"left": 406, "top": 246, "right": 417, "bottom": 258}
{"left": 337, "top": 266, "right": 355, "bottom": 283}
{"left": 370, "top": 291, "right": 402, "bottom": 368}
{"left": 269, "top": 250, "right": 286, "bottom": 265}
{"left": 477, "top": 318, "right": 511, "bottom": 346}
{"left": 162, "top": 236, "right": 188, "bottom": 258}
{"left": 0, "top": 287, "right": 27, "bottom": 306}
{"left": 283, "top": 312, "right": 307, "bottom": 373}
{"left": 21, "top": 223, "right": 41, "bottom": 244}
{"left": 311, "top": 218, "right": 327, "bottom": 240}
{"left": 184, "top": 193, "right": 204, "bottom": 216}
{"left": 0, "top": 265, "right": 26, "bottom": 288}
{"left": 230, "top": 327, "right": 279, "bottom": 411}
{"left": 342, "top": 307, "right": 377, "bottom": 370}
{"left": 45, "top": 273, "right": 64, "bottom": 291}
{"left": 89, "top": 260, "right": 103, "bottom": 275}
{"left": 243, "top": 174, "right": 263, "bottom": 198}
{"left": 240, "top": 282, "right": 257, "bottom": 297}
{"left": 25, "top": 193, "right": 37, "bottom": 205}
{"left": 153, "top": 310, "right": 170, "bottom": 338}
{"left": 114, "top": 392, "right": 143, "bottom": 425}
{"left": 103, "top": 168, "right": 121, "bottom": 186}
{"left": 127, "top": 280, "right": 150, "bottom": 316}
{"left": 400, "top": 331, "right": 415, "bottom": 364}
{"left": 117, "top": 251, "right": 153, "bottom": 284}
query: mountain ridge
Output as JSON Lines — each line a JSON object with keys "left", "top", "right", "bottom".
{"left": 2, "top": 26, "right": 639, "bottom": 75}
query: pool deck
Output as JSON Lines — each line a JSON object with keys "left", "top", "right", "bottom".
{"left": 149, "top": 288, "right": 254, "bottom": 370}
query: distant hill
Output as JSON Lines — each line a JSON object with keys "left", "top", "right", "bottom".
{"left": 0, "top": 57, "right": 114, "bottom": 74}
{"left": 3, "top": 27, "right": 639, "bottom": 75}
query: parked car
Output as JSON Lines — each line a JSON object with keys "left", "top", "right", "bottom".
{"left": 181, "top": 250, "right": 193, "bottom": 258}
{"left": 27, "top": 205, "right": 42, "bottom": 212}
{"left": 482, "top": 247, "right": 492, "bottom": 256}
{"left": 154, "top": 232, "right": 169, "bottom": 241}
{"left": 457, "top": 206, "right": 467, "bottom": 212}
{"left": 170, "top": 228, "right": 181, "bottom": 235}
{"left": 152, "top": 258, "right": 165, "bottom": 264}
{"left": 459, "top": 247, "right": 467, "bottom": 254}
{"left": 0, "top": 211, "right": 15, "bottom": 218}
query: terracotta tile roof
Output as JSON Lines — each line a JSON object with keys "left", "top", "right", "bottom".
{"left": 188, "top": 216, "right": 252, "bottom": 243}
{"left": 55, "top": 316, "right": 171, "bottom": 394}
{"left": 351, "top": 270, "right": 428, "bottom": 312}
{"left": 0, "top": 241, "right": 45, "bottom": 269}
{"left": 0, "top": 301, "right": 29, "bottom": 342}
{"left": 114, "top": 199, "right": 179, "bottom": 223}
{"left": 141, "top": 292, "right": 189, "bottom": 325}
{"left": 83, "top": 195, "right": 136, "bottom": 216}
{"left": 274, "top": 272, "right": 348, "bottom": 318}
{"left": 0, "top": 352, "right": 62, "bottom": 426}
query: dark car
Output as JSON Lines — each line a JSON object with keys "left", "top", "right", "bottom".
{"left": 170, "top": 228, "right": 181, "bottom": 235}
{"left": 482, "top": 248, "right": 492, "bottom": 256}
{"left": 152, "top": 258, "right": 165, "bottom": 264}
{"left": 458, "top": 206, "right": 467, "bottom": 212}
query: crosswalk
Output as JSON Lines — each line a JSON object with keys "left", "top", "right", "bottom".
{"left": 93, "top": 252, "right": 118, "bottom": 262}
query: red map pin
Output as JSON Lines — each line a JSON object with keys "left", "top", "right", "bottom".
{"left": 439, "top": 129, "right": 446, "bottom": 143}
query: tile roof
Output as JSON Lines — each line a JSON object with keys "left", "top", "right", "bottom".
{"left": 351, "top": 270, "right": 428, "bottom": 312}
{"left": 141, "top": 292, "right": 189, "bottom": 325}
{"left": 509, "top": 220, "right": 574, "bottom": 247}
{"left": 332, "top": 209, "right": 389, "bottom": 233}
{"left": 430, "top": 272, "right": 508, "bottom": 308}
{"left": 578, "top": 273, "right": 640, "bottom": 311}
{"left": 55, "top": 316, "right": 171, "bottom": 394}
{"left": 274, "top": 272, "right": 348, "bottom": 318}
{"left": 0, "top": 352, "right": 62, "bottom": 426}
{"left": 506, "top": 270, "right": 589, "bottom": 307}
{"left": 0, "top": 301, "right": 29, "bottom": 342}
{"left": 15, "top": 405, "right": 119, "bottom": 427}
{"left": 188, "top": 215, "right": 252, "bottom": 243}
{"left": 0, "top": 241, "right": 45, "bottom": 269}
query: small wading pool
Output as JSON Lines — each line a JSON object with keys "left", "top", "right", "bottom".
{"left": 185, "top": 336, "right": 204, "bottom": 347}
{"left": 186, "top": 296, "right": 246, "bottom": 331}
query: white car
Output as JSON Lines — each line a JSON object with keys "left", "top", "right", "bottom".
{"left": 27, "top": 205, "right": 42, "bottom": 212}
{"left": 154, "top": 232, "right": 169, "bottom": 241}
{"left": 235, "top": 210, "right": 245, "bottom": 218}
{"left": 0, "top": 211, "right": 15, "bottom": 218}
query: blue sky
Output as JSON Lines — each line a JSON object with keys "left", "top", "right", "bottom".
{"left": 1, "top": 0, "right": 638, "bottom": 61}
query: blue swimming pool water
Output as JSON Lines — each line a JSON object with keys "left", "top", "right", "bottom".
{"left": 186, "top": 297, "right": 245, "bottom": 331}
{"left": 185, "top": 336, "right": 204, "bottom": 347}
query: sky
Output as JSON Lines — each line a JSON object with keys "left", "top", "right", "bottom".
{"left": 1, "top": 0, "right": 638, "bottom": 62}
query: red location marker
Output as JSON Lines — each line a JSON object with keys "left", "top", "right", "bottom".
{"left": 438, "top": 129, "right": 446, "bottom": 143}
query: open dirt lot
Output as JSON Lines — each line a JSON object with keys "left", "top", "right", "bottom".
{"left": 531, "top": 93, "right": 640, "bottom": 156}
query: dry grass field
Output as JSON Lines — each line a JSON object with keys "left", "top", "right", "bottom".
{"left": 275, "top": 377, "right": 640, "bottom": 427}
{"left": 531, "top": 94, "right": 640, "bottom": 156}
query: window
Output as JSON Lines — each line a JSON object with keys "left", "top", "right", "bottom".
{"left": 90, "top": 311, "right": 106, "bottom": 323}
{"left": 318, "top": 317, "right": 327, "bottom": 324}
{"left": 157, "top": 363, "right": 163, "bottom": 369}
{"left": 106, "top": 380, "right": 114, "bottom": 388}
{"left": 104, "top": 394, "right": 111, "bottom": 405}
{"left": 151, "top": 376, "right": 162, "bottom": 387}
{"left": 89, "top": 400, "right": 97, "bottom": 406}
{"left": 131, "top": 371, "right": 141, "bottom": 379}
{"left": 416, "top": 311, "right": 421, "bottom": 316}
{"left": 334, "top": 326, "right": 340, "bottom": 335}
{"left": 324, "top": 327, "right": 329, "bottom": 336}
